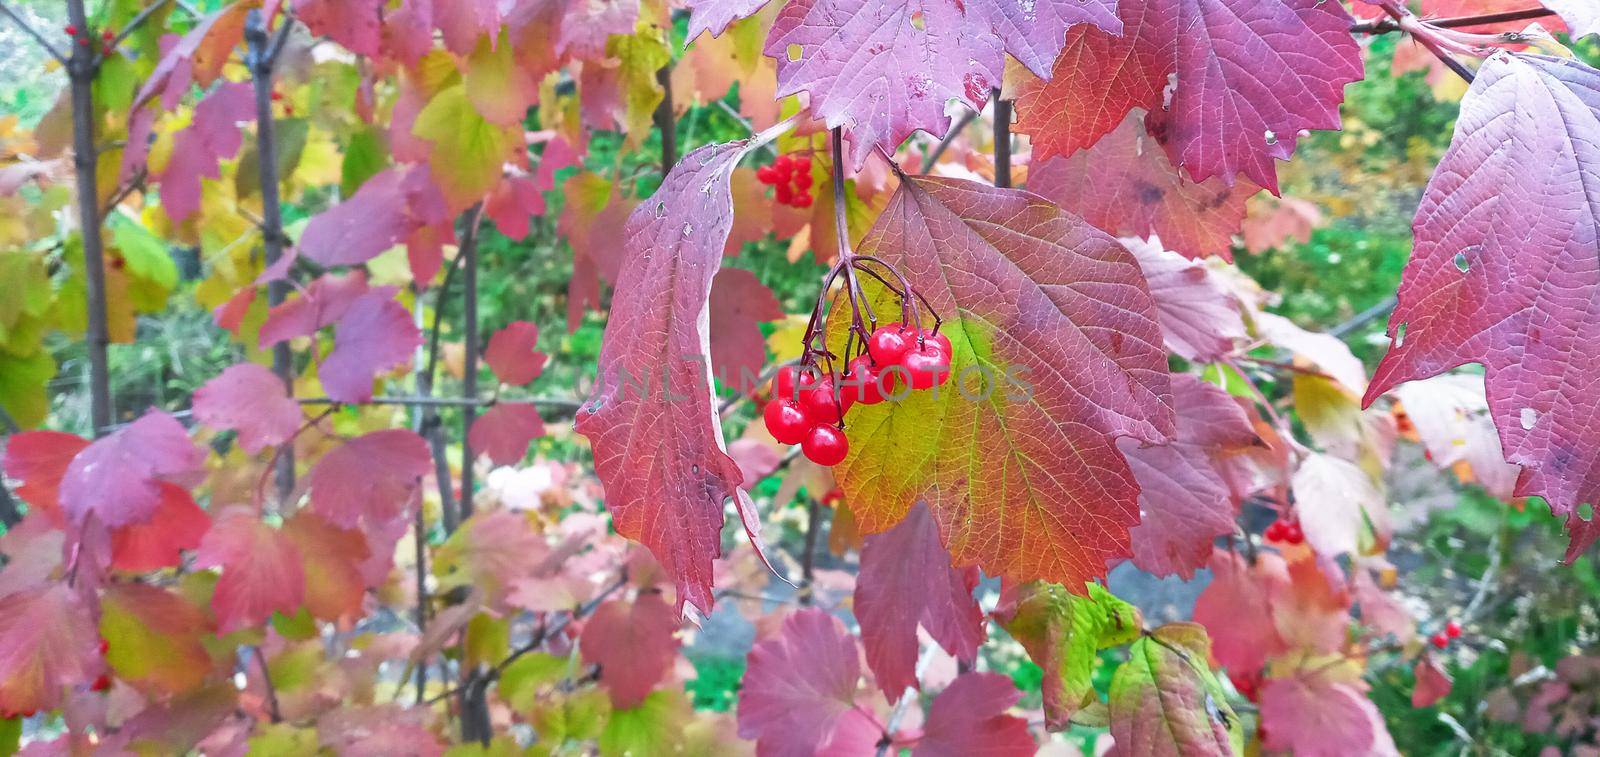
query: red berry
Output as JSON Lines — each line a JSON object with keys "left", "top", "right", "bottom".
{"left": 868, "top": 324, "right": 913, "bottom": 366}
{"left": 763, "top": 399, "right": 812, "bottom": 445}
{"left": 1445, "top": 620, "right": 1462, "bottom": 639}
{"left": 1284, "top": 521, "right": 1304, "bottom": 545}
{"left": 284, "top": 104, "right": 294, "bottom": 116}
{"left": 1430, "top": 632, "right": 1449, "bottom": 649}
{"left": 65, "top": 24, "right": 78, "bottom": 36}
{"left": 794, "top": 155, "right": 812, "bottom": 173}
{"left": 78, "top": 36, "right": 90, "bottom": 45}
{"left": 802, "top": 425, "right": 849, "bottom": 466}
{"left": 101, "top": 29, "right": 114, "bottom": 41}
{"left": 1265, "top": 521, "right": 1285, "bottom": 541}
{"left": 791, "top": 192, "right": 813, "bottom": 208}
{"left": 91, "top": 674, "right": 110, "bottom": 692}
{"left": 774, "top": 183, "right": 794, "bottom": 205}
{"left": 840, "top": 354, "right": 895, "bottom": 405}
{"left": 801, "top": 378, "right": 854, "bottom": 424}
{"left": 102, "top": 43, "right": 114, "bottom": 55}
{"left": 271, "top": 91, "right": 283, "bottom": 101}
{"left": 773, "top": 364, "right": 821, "bottom": 402}
{"left": 821, "top": 488, "right": 844, "bottom": 506}
{"left": 902, "top": 337, "right": 952, "bottom": 389}
{"left": 793, "top": 171, "right": 813, "bottom": 190}
{"left": 756, "top": 165, "right": 779, "bottom": 185}
{"left": 98, "top": 639, "right": 109, "bottom": 655}
{"left": 772, "top": 156, "right": 794, "bottom": 178}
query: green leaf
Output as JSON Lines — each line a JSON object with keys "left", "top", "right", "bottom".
{"left": 341, "top": 126, "right": 389, "bottom": 197}
{"left": 412, "top": 83, "right": 522, "bottom": 208}
{"left": 530, "top": 688, "right": 611, "bottom": 748}
{"left": 236, "top": 118, "right": 310, "bottom": 198}
{"left": 599, "top": 690, "right": 692, "bottom": 757}
{"left": 0, "top": 347, "right": 54, "bottom": 429}
{"left": 1109, "top": 623, "right": 1243, "bottom": 756}
{"left": 109, "top": 214, "right": 179, "bottom": 291}
{"left": 500, "top": 652, "right": 571, "bottom": 713}
{"left": 995, "top": 581, "right": 1143, "bottom": 730}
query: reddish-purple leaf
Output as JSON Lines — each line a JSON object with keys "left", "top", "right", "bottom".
{"left": 192, "top": 363, "right": 301, "bottom": 454}
{"left": 467, "top": 404, "right": 546, "bottom": 467}
{"left": 308, "top": 429, "right": 431, "bottom": 528}
{"left": 1412, "top": 654, "right": 1452, "bottom": 708}
{"left": 579, "top": 592, "right": 682, "bottom": 708}
{"left": 485, "top": 175, "right": 545, "bottom": 241}
{"left": 133, "top": 4, "right": 248, "bottom": 109}
{"left": 574, "top": 130, "right": 785, "bottom": 616}
{"left": 737, "top": 609, "right": 868, "bottom": 755}
{"left": 299, "top": 168, "right": 413, "bottom": 267}
{"left": 1029, "top": 113, "right": 1258, "bottom": 260}
{"left": 320, "top": 292, "right": 423, "bottom": 403}
{"left": 2, "top": 430, "right": 89, "bottom": 519}
{"left": 0, "top": 584, "right": 98, "bottom": 715}
{"left": 259, "top": 272, "right": 389, "bottom": 348}
{"left": 855, "top": 501, "right": 983, "bottom": 699}
{"left": 1121, "top": 375, "right": 1261, "bottom": 579}
{"left": 1192, "top": 549, "right": 1289, "bottom": 674}
{"left": 686, "top": 0, "right": 773, "bottom": 40}
{"left": 110, "top": 482, "right": 210, "bottom": 572}
{"left": 155, "top": 82, "right": 254, "bottom": 223}
{"left": 1122, "top": 237, "right": 1246, "bottom": 361}
{"left": 1012, "top": 0, "right": 1362, "bottom": 192}
{"left": 293, "top": 0, "right": 383, "bottom": 57}
{"left": 60, "top": 410, "right": 204, "bottom": 528}
{"left": 484, "top": 321, "right": 549, "bottom": 386}
{"left": 708, "top": 268, "right": 783, "bottom": 386}
{"left": 913, "top": 673, "right": 1034, "bottom": 757}
{"left": 1259, "top": 658, "right": 1398, "bottom": 756}
{"left": 1364, "top": 53, "right": 1600, "bottom": 560}
{"left": 193, "top": 508, "right": 304, "bottom": 633}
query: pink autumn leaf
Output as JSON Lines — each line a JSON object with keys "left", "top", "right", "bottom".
{"left": 484, "top": 321, "right": 549, "bottom": 386}
{"left": 686, "top": 0, "right": 773, "bottom": 40}
{"left": 293, "top": 0, "right": 383, "bottom": 57}
{"left": 193, "top": 508, "right": 305, "bottom": 634}
{"left": 912, "top": 673, "right": 1033, "bottom": 757}
{"left": 192, "top": 363, "right": 301, "bottom": 454}
{"left": 1412, "top": 654, "right": 1452, "bottom": 708}
{"left": 298, "top": 168, "right": 416, "bottom": 268}
{"left": 1293, "top": 453, "right": 1387, "bottom": 559}
{"left": 579, "top": 592, "right": 682, "bottom": 709}
{"left": 0, "top": 584, "right": 99, "bottom": 715}
{"left": 1259, "top": 660, "right": 1399, "bottom": 757}
{"left": 485, "top": 175, "right": 545, "bottom": 241}
{"left": 1123, "top": 237, "right": 1247, "bottom": 362}
{"left": 155, "top": 82, "right": 255, "bottom": 223}
{"left": 258, "top": 272, "right": 386, "bottom": 348}
{"left": 708, "top": 268, "right": 783, "bottom": 386}
{"left": 133, "top": 4, "right": 248, "bottom": 109}
{"left": 1363, "top": 53, "right": 1600, "bottom": 560}
{"left": 1192, "top": 549, "right": 1289, "bottom": 674}
{"left": 59, "top": 410, "right": 204, "bottom": 528}
{"left": 308, "top": 429, "right": 432, "bottom": 528}
{"left": 737, "top": 609, "right": 870, "bottom": 755}
{"left": 573, "top": 130, "right": 786, "bottom": 616}
{"left": 855, "top": 501, "right": 984, "bottom": 699}
{"left": 319, "top": 292, "right": 423, "bottom": 404}
{"left": 467, "top": 404, "right": 546, "bottom": 467}
{"left": 1391, "top": 373, "right": 1520, "bottom": 500}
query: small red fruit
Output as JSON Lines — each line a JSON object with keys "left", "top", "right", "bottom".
{"left": 65, "top": 24, "right": 78, "bottom": 36}
{"left": 793, "top": 171, "right": 813, "bottom": 190}
{"left": 78, "top": 35, "right": 90, "bottom": 45}
{"left": 756, "top": 165, "right": 779, "bottom": 185}
{"left": 868, "top": 324, "right": 913, "bottom": 366}
{"left": 794, "top": 155, "right": 811, "bottom": 173}
{"left": 1445, "top": 620, "right": 1462, "bottom": 639}
{"left": 91, "top": 674, "right": 110, "bottom": 692}
{"left": 764, "top": 399, "right": 812, "bottom": 445}
{"left": 271, "top": 90, "right": 283, "bottom": 101}
{"left": 792, "top": 192, "right": 813, "bottom": 208}
{"left": 772, "top": 156, "right": 793, "bottom": 179}
{"left": 1265, "top": 521, "right": 1285, "bottom": 542}
{"left": 1430, "top": 632, "right": 1449, "bottom": 649}
{"left": 101, "top": 29, "right": 114, "bottom": 41}
{"left": 840, "top": 354, "right": 894, "bottom": 405}
{"left": 775, "top": 183, "right": 794, "bottom": 205}
{"left": 99, "top": 639, "right": 109, "bottom": 655}
{"left": 918, "top": 330, "right": 953, "bottom": 357}
{"left": 773, "top": 364, "right": 820, "bottom": 402}
{"left": 902, "top": 340, "right": 952, "bottom": 389}
{"left": 1283, "top": 521, "right": 1304, "bottom": 545}
{"left": 802, "top": 425, "right": 849, "bottom": 466}
{"left": 802, "top": 378, "right": 853, "bottom": 424}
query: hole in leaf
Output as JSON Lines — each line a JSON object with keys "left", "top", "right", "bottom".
{"left": 910, "top": 10, "right": 926, "bottom": 30}
{"left": 1263, "top": 130, "right": 1277, "bottom": 146}
{"left": 1579, "top": 502, "right": 1594, "bottom": 522}
{"left": 786, "top": 43, "right": 802, "bottom": 62}
{"left": 1520, "top": 407, "right": 1537, "bottom": 430}
{"left": 1453, "top": 251, "right": 1470, "bottom": 273}
{"left": 1394, "top": 322, "right": 1407, "bottom": 348}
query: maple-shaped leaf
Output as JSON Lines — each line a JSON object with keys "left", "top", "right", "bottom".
{"left": 0, "top": 584, "right": 98, "bottom": 715}
{"left": 1123, "top": 238, "right": 1247, "bottom": 362}
{"left": 913, "top": 673, "right": 1033, "bottom": 757}
{"left": 1011, "top": 0, "right": 1362, "bottom": 192}
{"left": 484, "top": 321, "right": 549, "bottom": 386}
{"left": 1293, "top": 452, "right": 1387, "bottom": 559}
{"left": 298, "top": 167, "right": 451, "bottom": 270}
{"left": 193, "top": 508, "right": 305, "bottom": 633}
{"left": 100, "top": 583, "right": 215, "bottom": 695}
{"left": 308, "top": 429, "right": 431, "bottom": 528}
{"left": 1363, "top": 53, "right": 1600, "bottom": 560}
{"left": 1108, "top": 623, "right": 1243, "bottom": 756}
{"left": 258, "top": 272, "right": 389, "bottom": 348}
{"left": 574, "top": 128, "right": 788, "bottom": 616}
{"left": 1258, "top": 655, "right": 1398, "bottom": 756}
{"left": 282, "top": 512, "right": 370, "bottom": 623}
{"left": 579, "top": 592, "right": 682, "bottom": 709}
{"left": 1391, "top": 374, "right": 1519, "bottom": 499}
{"left": 192, "top": 363, "right": 301, "bottom": 454}
{"left": 110, "top": 482, "right": 210, "bottom": 572}
{"left": 156, "top": 82, "right": 255, "bottom": 223}
{"left": 1121, "top": 375, "right": 1261, "bottom": 579}
{"left": 994, "top": 581, "right": 1142, "bottom": 729}
{"left": 708, "top": 268, "right": 783, "bottom": 385}
{"left": 468, "top": 404, "right": 546, "bottom": 467}
{"left": 60, "top": 410, "right": 204, "bottom": 528}
{"left": 738, "top": 609, "right": 875, "bottom": 755}
{"left": 836, "top": 176, "right": 1173, "bottom": 590}
{"left": 320, "top": 292, "right": 423, "bottom": 404}
{"left": 1191, "top": 549, "right": 1288, "bottom": 674}
{"left": 854, "top": 501, "right": 983, "bottom": 699}
{"left": 2, "top": 430, "right": 89, "bottom": 519}
{"left": 1411, "top": 654, "right": 1452, "bottom": 708}
{"left": 1029, "top": 113, "right": 1257, "bottom": 260}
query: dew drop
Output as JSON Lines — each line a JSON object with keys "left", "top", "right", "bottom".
{"left": 1520, "top": 407, "right": 1537, "bottom": 430}
{"left": 1453, "top": 251, "right": 1470, "bottom": 273}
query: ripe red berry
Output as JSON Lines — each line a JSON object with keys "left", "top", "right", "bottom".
{"left": 868, "top": 324, "right": 913, "bottom": 366}
{"left": 65, "top": 24, "right": 78, "bottom": 36}
{"left": 841, "top": 354, "right": 895, "bottom": 405}
{"left": 793, "top": 171, "right": 813, "bottom": 190}
{"left": 1265, "top": 521, "right": 1285, "bottom": 541}
{"left": 1430, "top": 632, "right": 1449, "bottom": 649}
{"left": 903, "top": 339, "right": 952, "bottom": 389}
{"left": 802, "top": 425, "right": 849, "bottom": 466}
{"left": 102, "top": 43, "right": 114, "bottom": 55}
{"left": 792, "top": 192, "right": 814, "bottom": 208}
{"left": 801, "top": 378, "right": 854, "bottom": 424}
{"left": 772, "top": 156, "right": 794, "bottom": 179}
{"left": 91, "top": 674, "right": 110, "bottom": 692}
{"left": 1284, "top": 521, "right": 1304, "bottom": 545}
{"left": 774, "top": 183, "right": 794, "bottom": 205}
{"left": 756, "top": 165, "right": 779, "bottom": 185}
{"left": 101, "top": 29, "right": 114, "bottom": 41}
{"left": 763, "top": 399, "right": 812, "bottom": 445}
{"left": 794, "top": 155, "right": 812, "bottom": 173}
{"left": 78, "top": 35, "right": 90, "bottom": 45}
{"left": 271, "top": 91, "right": 283, "bottom": 102}
{"left": 99, "top": 639, "right": 109, "bottom": 655}
{"left": 821, "top": 488, "right": 844, "bottom": 505}
{"left": 1445, "top": 620, "right": 1462, "bottom": 639}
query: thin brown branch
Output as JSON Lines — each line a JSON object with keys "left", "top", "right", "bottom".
{"left": 1373, "top": 0, "right": 1477, "bottom": 83}
{"left": 66, "top": 0, "right": 114, "bottom": 435}
{"left": 457, "top": 205, "right": 486, "bottom": 524}
{"left": 298, "top": 395, "right": 583, "bottom": 411}
{"left": 1352, "top": 6, "right": 1555, "bottom": 34}
{"left": 253, "top": 646, "right": 283, "bottom": 723}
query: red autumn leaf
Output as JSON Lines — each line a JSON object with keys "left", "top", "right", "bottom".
{"left": 467, "top": 404, "right": 546, "bottom": 467}
{"left": 2, "top": 430, "right": 89, "bottom": 519}
{"left": 837, "top": 176, "right": 1173, "bottom": 591}
{"left": 1028, "top": 113, "right": 1257, "bottom": 261}
{"left": 855, "top": 501, "right": 983, "bottom": 699}
{"left": 193, "top": 508, "right": 305, "bottom": 633}
{"left": 766, "top": 0, "right": 1119, "bottom": 170}
{"left": 1412, "top": 654, "right": 1452, "bottom": 708}
{"left": 1191, "top": 549, "right": 1289, "bottom": 674}
{"left": 1259, "top": 657, "right": 1398, "bottom": 756}
{"left": 99, "top": 583, "right": 216, "bottom": 696}
{"left": 0, "top": 584, "right": 99, "bottom": 715}
{"left": 579, "top": 592, "right": 682, "bottom": 708}
{"left": 192, "top": 363, "right": 301, "bottom": 454}
{"left": 485, "top": 175, "right": 545, "bottom": 241}
{"left": 282, "top": 512, "right": 371, "bottom": 623}
{"left": 574, "top": 131, "right": 785, "bottom": 616}
{"left": 293, "top": 0, "right": 383, "bottom": 57}
{"left": 912, "top": 673, "right": 1034, "bottom": 757}
{"left": 1120, "top": 375, "right": 1261, "bottom": 579}
{"left": 1241, "top": 195, "right": 1323, "bottom": 254}
{"left": 433, "top": 509, "right": 548, "bottom": 602}
{"left": 308, "top": 429, "right": 431, "bottom": 528}
{"left": 299, "top": 166, "right": 452, "bottom": 270}
{"left": 110, "top": 482, "right": 210, "bottom": 572}
{"left": 737, "top": 609, "right": 872, "bottom": 755}
{"left": 1123, "top": 237, "right": 1247, "bottom": 362}
{"left": 1363, "top": 53, "right": 1600, "bottom": 560}
{"left": 319, "top": 292, "right": 424, "bottom": 404}
{"left": 317, "top": 704, "right": 447, "bottom": 757}
{"left": 1012, "top": 0, "right": 1362, "bottom": 192}
{"left": 708, "top": 268, "right": 783, "bottom": 386}
{"left": 155, "top": 82, "right": 255, "bottom": 223}
{"left": 60, "top": 410, "right": 204, "bottom": 528}
{"left": 259, "top": 272, "right": 388, "bottom": 348}
{"left": 484, "top": 321, "right": 549, "bottom": 386}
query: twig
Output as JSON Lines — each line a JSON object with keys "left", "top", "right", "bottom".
{"left": 1351, "top": 6, "right": 1555, "bottom": 34}
{"left": 457, "top": 205, "right": 486, "bottom": 523}
{"left": 298, "top": 395, "right": 583, "bottom": 411}
{"left": 1229, "top": 355, "right": 1337, "bottom": 381}
{"left": 0, "top": 1, "right": 67, "bottom": 64}
{"left": 66, "top": 0, "right": 114, "bottom": 435}
{"left": 652, "top": 62, "right": 677, "bottom": 174}
{"left": 1329, "top": 295, "right": 1398, "bottom": 339}
{"left": 799, "top": 496, "right": 822, "bottom": 606}
{"left": 253, "top": 646, "right": 283, "bottom": 723}
{"left": 992, "top": 90, "right": 1011, "bottom": 189}
{"left": 1374, "top": 0, "right": 1477, "bottom": 83}
{"left": 920, "top": 107, "right": 979, "bottom": 173}
{"left": 110, "top": 0, "right": 173, "bottom": 48}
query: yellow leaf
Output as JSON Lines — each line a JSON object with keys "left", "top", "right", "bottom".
{"left": 413, "top": 84, "right": 521, "bottom": 208}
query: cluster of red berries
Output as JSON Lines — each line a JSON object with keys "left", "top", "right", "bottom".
{"left": 763, "top": 323, "right": 952, "bottom": 467}
{"left": 1430, "top": 620, "right": 1463, "bottom": 649}
{"left": 65, "top": 24, "right": 116, "bottom": 56}
{"left": 756, "top": 154, "right": 814, "bottom": 208}
{"left": 1264, "top": 517, "right": 1304, "bottom": 545}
